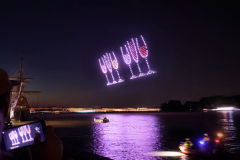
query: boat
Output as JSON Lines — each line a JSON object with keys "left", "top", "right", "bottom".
{"left": 9, "top": 57, "right": 40, "bottom": 122}
{"left": 179, "top": 143, "right": 195, "bottom": 155}
{"left": 179, "top": 139, "right": 221, "bottom": 156}
{"left": 94, "top": 117, "right": 109, "bottom": 123}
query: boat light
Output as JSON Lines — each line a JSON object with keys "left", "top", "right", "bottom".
{"left": 215, "top": 139, "right": 220, "bottom": 143}
{"left": 217, "top": 132, "right": 224, "bottom": 138}
{"left": 199, "top": 140, "right": 205, "bottom": 145}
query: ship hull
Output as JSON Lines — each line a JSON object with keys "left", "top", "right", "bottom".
{"left": 14, "top": 106, "right": 30, "bottom": 121}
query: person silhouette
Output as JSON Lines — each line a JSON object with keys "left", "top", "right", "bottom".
{"left": 0, "top": 68, "right": 63, "bottom": 160}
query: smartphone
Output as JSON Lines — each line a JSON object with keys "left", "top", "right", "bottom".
{"left": 1, "top": 120, "right": 46, "bottom": 150}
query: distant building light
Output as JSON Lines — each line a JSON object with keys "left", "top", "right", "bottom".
{"left": 75, "top": 110, "right": 95, "bottom": 113}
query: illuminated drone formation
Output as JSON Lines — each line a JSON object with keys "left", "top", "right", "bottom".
{"left": 104, "top": 54, "right": 117, "bottom": 84}
{"left": 120, "top": 45, "right": 136, "bottom": 79}
{"left": 127, "top": 39, "right": 145, "bottom": 77}
{"left": 98, "top": 35, "right": 156, "bottom": 86}
{"left": 135, "top": 35, "right": 156, "bottom": 75}
{"left": 109, "top": 52, "right": 124, "bottom": 83}
{"left": 121, "top": 35, "right": 156, "bottom": 79}
{"left": 98, "top": 58, "right": 111, "bottom": 85}
{"left": 99, "top": 52, "right": 124, "bottom": 86}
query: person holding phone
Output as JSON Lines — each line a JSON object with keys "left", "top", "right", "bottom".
{"left": 0, "top": 68, "right": 63, "bottom": 160}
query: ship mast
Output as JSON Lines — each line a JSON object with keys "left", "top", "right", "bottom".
{"left": 8, "top": 57, "right": 40, "bottom": 121}
{"left": 8, "top": 57, "right": 31, "bottom": 120}
{"left": 17, "top": 57, "right": 24, "bottom": 100}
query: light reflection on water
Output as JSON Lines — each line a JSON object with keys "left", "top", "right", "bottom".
{"left": 219, "top": 111, "right": 239, "bottom": 153}
{"left": 89, "top": 112, "right": 240, "bottom": 160}
{"left": 36, "top": 112, "right": 240, "bottom": 160}
{"left": 92, "top": 114, "right": 163, "bottom": 160}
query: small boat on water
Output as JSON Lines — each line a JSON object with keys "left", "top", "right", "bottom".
{"left": 94, "top": 117, "right": 109, "bottom": 123}
{"left": 179, "top": 143, "right": 196, "bottom": 155}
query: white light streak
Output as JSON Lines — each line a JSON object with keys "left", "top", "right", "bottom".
{"left": 146, "top": 151, "right": 185, "bottom": 157}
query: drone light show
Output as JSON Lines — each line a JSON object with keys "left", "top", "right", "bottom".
{"left": 127, "top": 39, "right": 145, "bottom": 77}
{"left": 120, "top": 45, "right": 136, "bottom": 79}
{"left": 135, "top": 35, "right": 156, "bottom": 75}
{"left": 98, "top": 35, "right": 156, "bottom": 86}
{"left": 99, "top": 52, "right": 124, "bottom": 86}
{"left": 109, "top": 52, "right": 124, "bottom": 83}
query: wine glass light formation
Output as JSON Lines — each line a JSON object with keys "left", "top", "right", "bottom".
{"left": 18, "top": 127, "right": 26, "bottom": 143}
{"left": 104, "top": 53, "right": 117, "bottom": 84}
{"left": 136, "top": 35, "right": 156, "bottom": 75}
{"left": 98, "top": 57, "right": 111, "bottom": 86}
{"left": 9, "top": 131, "right": 19, "bottom": 145}
{"left": 22, "top": 126, "right": 29, "bottom": 142}
{"left": 127, "top": 39, "right": 145, "bottom": 77}
{"left": 109, "top": 52, "right": 124, "bottom": 83}
{"left": 26, "top": 125, "right": 33, "bottom": 141}
{"left": 120, "top": 45, "right": 136, "bottom": 79}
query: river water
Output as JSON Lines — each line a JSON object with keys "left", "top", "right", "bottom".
{"left": 40, "top": 111, "right": 240, "bottom": 160}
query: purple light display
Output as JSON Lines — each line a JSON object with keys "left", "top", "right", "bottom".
{"left": 127, "top": 39, "right": 145, "bottom": 77}
{"left": 120, "top": 45, "right": 136, "bottom": 79}
{"left": 109, "top": 52, "right": 124, "bottom": 83}
{"left": 98, "top": 35, "right": 156, "bottom": 86}
{"left": 135, "top": 35, "right": 156, "bottom": 75}
{"left": 98, "top": 58, "right": 111, "bottom": 85}
{"left": 99, "top": 52, "right": 124, "bottom": 86}
{"left": 104, "top": 53, "right": 117, "bottom": 84}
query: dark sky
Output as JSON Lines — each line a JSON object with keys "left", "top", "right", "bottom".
{"left": 0, "top": 0, "right": 239, "bottom": 107}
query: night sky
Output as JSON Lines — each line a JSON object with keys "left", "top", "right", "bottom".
{"left": 0, "top": 0, "right": 239, "bottom": 107}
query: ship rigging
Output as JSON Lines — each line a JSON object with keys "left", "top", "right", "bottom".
{"left": 8, "top": 57, "right": 39, "bottom": 121}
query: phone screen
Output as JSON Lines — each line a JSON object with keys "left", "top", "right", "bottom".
{"left": 2, "top": 121, "right": 45, "bottom": 150}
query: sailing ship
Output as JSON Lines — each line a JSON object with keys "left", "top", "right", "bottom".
{"left": 8, "top": 57, "right": 39, "bottom": 121}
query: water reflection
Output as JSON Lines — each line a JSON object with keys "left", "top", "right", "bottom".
{"left": 146, "top": 151, "right": 187, "bottom": 160}
{"left": 89, "top": 112, "right": 240, "bottom": 159}
{"left": 92, "top": 114, "right": 162, "bottom": 160}
{"left": 219, "top": 111, "right": 239, "bottom": 153}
